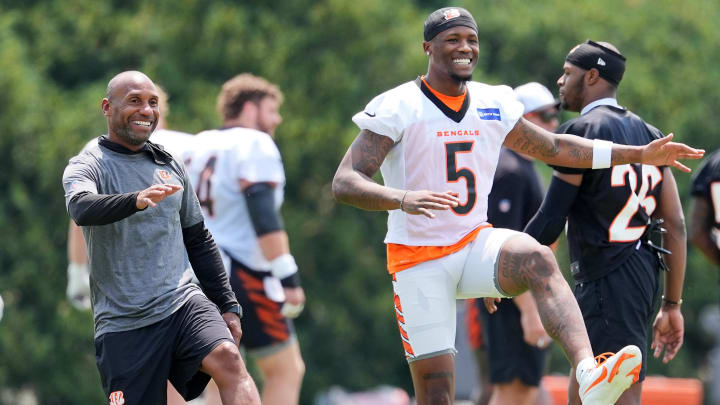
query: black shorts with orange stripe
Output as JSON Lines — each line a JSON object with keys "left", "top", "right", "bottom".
{"left": 228, "top": 258, "right": 295, "bottom": 355}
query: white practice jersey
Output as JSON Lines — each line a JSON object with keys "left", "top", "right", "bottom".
{"left": 352, "top": 78, "right": 524, "bottom": 246}
{"left": 150, "top": 129, "right": 196, "bottom": 161}
{"left": 185, "top": 127, "right": 285, "bottom": 271}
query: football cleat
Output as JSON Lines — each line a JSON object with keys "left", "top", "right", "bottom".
{"left": 578, "top": 345, "right": 642, "bottom": 405}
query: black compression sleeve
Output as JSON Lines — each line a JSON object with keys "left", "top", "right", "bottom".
{"left": 523, "top": 177, "right": 580, "bottom": 245}
{"left": 69, "top": 191, "right": 142, "bottom": 226}
{"left": 183, "top": 221, "right": 238, "bottom": 312}
{"left": 244, "top": 183, "right": 284, "bottom": 236}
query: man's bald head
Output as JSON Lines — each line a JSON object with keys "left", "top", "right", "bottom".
{"left": 106, "top": 71, "right": 156, "bottom": 102}
{"left": 102, "top": 71, "right": 160, "bottom": 150}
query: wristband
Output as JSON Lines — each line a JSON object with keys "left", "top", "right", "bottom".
{"left": 592, "top": 139, "right": 613, "bottom": 169}
{"left": 270, "top": 253, "right": 298, "bottom": 280}
{"left": 662, "top": 295, "right": 682, "bottom": 306}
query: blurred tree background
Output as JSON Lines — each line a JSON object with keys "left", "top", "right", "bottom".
{"left": 1, "top": 0, "right": 720, "bottom": 403}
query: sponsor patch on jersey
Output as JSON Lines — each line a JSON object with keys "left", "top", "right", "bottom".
{"left": 477, "top": 108, "right": 501, "bottom": 121}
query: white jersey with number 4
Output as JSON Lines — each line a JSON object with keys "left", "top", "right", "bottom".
{"left": 352, "top": 78, "right": 523, "bottom": 246}
{"left": 185, "top": 127, "right": 285, "bottom": 271}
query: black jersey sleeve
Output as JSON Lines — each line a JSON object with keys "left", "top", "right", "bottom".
{"left": 183, "top": 221, "right": 239, "bottom": 313}
{"left": 68, "top": 191, "right": 143, "bottom": 226}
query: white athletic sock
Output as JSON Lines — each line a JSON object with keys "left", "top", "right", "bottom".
{"left": 576, "top": 357, "right": 597, "bottom": 382}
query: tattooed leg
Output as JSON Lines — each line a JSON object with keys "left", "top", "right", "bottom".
{"left": 496, "top": 233, "right": 592, "bottom": 366}
{"left": 409, "top": 354, "right": 455, "bottom": 405}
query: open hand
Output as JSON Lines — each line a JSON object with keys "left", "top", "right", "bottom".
{"left": 651, "top": 307, "right": 684, "bottom": 363}
{"left": 641, "top": 133, "right": 704, "bottom": 172}
{"left": 136, "top": 184, "right": 183, "bottom": 209}
{"left": 401, "top": 190, "right": 460, "bottom": 218}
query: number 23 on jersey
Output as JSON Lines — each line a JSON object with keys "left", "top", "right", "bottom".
{"left": 609, "top": 164, "right": 662, "bottom": 242}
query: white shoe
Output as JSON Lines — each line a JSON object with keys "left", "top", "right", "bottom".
{"left": 578, "top": 345, "right": 642, "bottom": 405}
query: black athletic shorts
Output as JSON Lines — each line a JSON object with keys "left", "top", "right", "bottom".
{"left": 229, "top": 258, "right": 295, "bottom": 356}
{"left": 95, "top": 293, "right": 234, "bottom": 404}
{"left": 477, "top": 298, "right": 549, "bottom": 386}
{"left": 574, "top": 247, "right": 660, "bottom": 382}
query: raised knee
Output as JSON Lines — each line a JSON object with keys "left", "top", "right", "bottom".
{"left": 211, "top": 342, "right": 244, "bottom": 374}
{"left": 529, "top": 244, "right": 557, "bottom": 279}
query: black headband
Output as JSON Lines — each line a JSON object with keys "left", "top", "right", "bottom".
{"left": 424, "top": 7, "right": 478, "bottom": 41}
{"left": 565, "top": 40, "right": 626, "bottom": 86}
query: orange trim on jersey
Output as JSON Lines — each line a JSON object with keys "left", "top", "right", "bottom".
{"left": 422, "top": 76, "right": 467, "bottom": 112}
{"left": 393, "top": 291, "right": 415, "bottom": 356}
{"left": 386, "top": 224, "right": 491, "bottom": 274}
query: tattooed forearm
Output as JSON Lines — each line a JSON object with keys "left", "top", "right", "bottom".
{"left": 332, "top": 130, "right": 402, "bottom": 211}
{"left": 565, "top": 141, "right": 593, "bottom": 164}
{"left": 510, "top": 119, "right": 560, "bottom": 158}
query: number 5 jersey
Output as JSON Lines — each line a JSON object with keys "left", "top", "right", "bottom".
{"left": 352, "top": 77, "right": 524, "bottom": 273}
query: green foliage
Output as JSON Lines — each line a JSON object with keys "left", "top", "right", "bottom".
{"left": 2, "top": 1, "right": 720, "bottom": 403}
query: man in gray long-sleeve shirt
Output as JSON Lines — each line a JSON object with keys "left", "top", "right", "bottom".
{"left": 62, "top": 70, "right": 260, "bottom": 405}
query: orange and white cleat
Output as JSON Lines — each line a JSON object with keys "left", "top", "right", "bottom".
{"left": 578, "top": 345, "right": 642, "bottom": 405}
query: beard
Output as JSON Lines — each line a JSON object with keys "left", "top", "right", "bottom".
{"left": 450, "top": 71, "right": 473, "bottom": 83}
{"left": 560, "top": 79, "right": 585, "bottom": 112}
{"left": 113, "top": 122, "right": 152, "bottom": 146}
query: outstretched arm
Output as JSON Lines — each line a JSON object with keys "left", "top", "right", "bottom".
{"left": 651, "top": 168, "right": 685, "bottom": 363}
{"left": 332, "top": 129, "right": 459, "bottom": 217}
{"left": 504, "top": 118, "right": 704, "bottom": 172}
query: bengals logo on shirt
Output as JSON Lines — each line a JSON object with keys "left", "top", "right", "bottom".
{"left": 158, "top": 170, "right": 172, "bottom": 180}
{"left": 109, "top": 391, "right": 125, "bottom": 405}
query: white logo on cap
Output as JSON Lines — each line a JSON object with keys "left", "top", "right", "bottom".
{"left": 597, "top": 57, "right": 606, "bottom": 66}
{"left": 443, "top": 8, "right": 461, "bottom": 20}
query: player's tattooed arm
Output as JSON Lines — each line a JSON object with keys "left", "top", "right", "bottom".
{"left": 506, "top": 118, "right": 704, "bottom": 171}
{"left": 332, "top": 129, "right": 405, "bottom": 211}
{"left": 505, "top": 118, "right": 594, "bottom": 166}
{"left": 505, "top": 118, "right": 561, "bottom": 160}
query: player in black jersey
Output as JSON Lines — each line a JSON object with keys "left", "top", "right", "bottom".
{"left": 524, "top": 40, "right": 686, "bottom": 405}
{"left": 690, "top": 150, "right": 720, "bottom": 266}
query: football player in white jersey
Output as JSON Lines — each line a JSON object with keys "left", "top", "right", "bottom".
{"left": 64, "top": 85, "right": 196, "bottom": 405}
{"left": 332, "top": 7, "right": 703, "bottom": 405}
{"left": 187, "top": 74, "right": 305, "bottom": 405}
